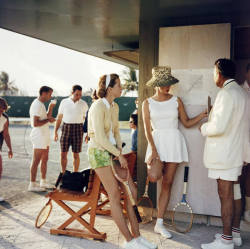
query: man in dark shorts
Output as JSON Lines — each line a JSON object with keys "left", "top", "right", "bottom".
{"left": 54, "top": 85, "right": 88, "bottom": 172}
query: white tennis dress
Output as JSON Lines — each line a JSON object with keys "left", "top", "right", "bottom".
{"left": 145, "top": 96, "right": 188, "bottom": 163}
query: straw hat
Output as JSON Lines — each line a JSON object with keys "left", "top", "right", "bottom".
{"left": 146, "top": 66, "right": 179, "bottom": 87}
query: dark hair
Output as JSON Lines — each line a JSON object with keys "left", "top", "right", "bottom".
{"left": 39, "top": 86, "right": 53, "bottom": 96}
{"left": 72, "top": 85, "right": 82, "bottom": 93}
{"left": 130, "top": 114, "right": 138, "bottom": 126}
{"left": 92, "top": 74, "right": 119, "bottom": 99}
{"left": 214, "top": 58, "right": 236, "bottom": 78}
{"left": 246, "top": 63, "right": 250, "bottom": 72}
{"left": 0, "top": 97, "right": 8, "bottom": 111}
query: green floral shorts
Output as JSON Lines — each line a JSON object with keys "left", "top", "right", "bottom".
{"left": 88, "top": 148, "right": 111, "bottom": 169}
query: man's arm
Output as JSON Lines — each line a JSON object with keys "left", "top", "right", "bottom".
{"left": 3, "top": 120, "right": 12, "bottom": 158}
{"left": 54, "top": 114, "right": 63, "bottom": 141}
{"left": 47, "top": 102, "right": 56, "bottom": 118}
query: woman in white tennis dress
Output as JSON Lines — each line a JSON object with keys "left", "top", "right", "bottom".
{"left": 142, "top": 66, "right": 207, "bottom": 238}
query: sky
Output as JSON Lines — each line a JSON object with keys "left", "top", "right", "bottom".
{"left": 0, "top": 28, "right": 128, "bottom": 96}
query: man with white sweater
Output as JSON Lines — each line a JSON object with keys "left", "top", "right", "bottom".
{"left": 200, "top": 59, "right": 249, "bottom": 249}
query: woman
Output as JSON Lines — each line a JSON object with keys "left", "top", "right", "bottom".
{"left": 0, "top": 97, "right": 13, "bottom": 202}
{"left": 142, "top": 66, "right": 207, "bottom": 238}
{"left": 88, "top": 74, "right": 156, "bottom": 249}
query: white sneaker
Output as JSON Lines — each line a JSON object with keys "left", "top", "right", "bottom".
{"left": 244, "top": 210, "right": 250, "bottom": 223}
{"left": 28, "top": 182, "right": 46, "bottom": 192}
{"left": 137, "top": 236, "right": 157, "bottom": 249}
{"left": 0, "top": 196, "right": 4, "bottom": 202}
{"left": 201, "top": 238, "right": 234, "bottom": 249}
{"left": 124, "top": 238, "right": 149, "bottom": 249}
{"left": 154, "top": 224, "right": 172, "bottom": 238}
{"left": 215, "top": 233, "right": 242, "bottom": 247}
{"left": 40, "top": 180, "right": 54, "bottom": 189}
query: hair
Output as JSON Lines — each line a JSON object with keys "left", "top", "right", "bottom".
{"left": 0, "top": 97, "right": 8, "bottom": 111}
{"left": 130, "top": 113, "right": 138, "bottom": 126}
{"left": 214, "top": 58, "right": 236, "bottom": 79}
{"left": 39, "top": 86, "right": 53, "bottom": 96}
{"left": 92, "top": 74, "right": 119, "bottom": 99}
{"left": 246, "top": 63, "right": 250, "bottom": 72}
{"left": 72, "top": 85, "right": 82, "bottom": 93}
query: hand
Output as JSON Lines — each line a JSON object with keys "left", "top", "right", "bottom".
{"left": 200, "top": 109, "right": 208, "bottom": 119}
{"left": 84, "top": 135, "right": 89, "bottom": 144}
{"left": 147, "top": 149, "right": 159, "bottom": 165}
{"left": 48, "top": 117, "right": 56, "bottom": 123}
{"left": 118, "top": 154, "right": 128, "bottom": 169}
{"left": 54, "top": 132, "right": 58, "bottom": 141}
{"left": 8, "top": 150, "right": 13, "bottom": 159}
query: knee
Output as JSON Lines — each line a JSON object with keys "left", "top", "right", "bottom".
{"left": 73, "top": 153, "right": 79, "bottom": 160}
{"left": 108, "top": 189, "right": 121, "bottom": 203}
{"left": 61, "top": 153, "right": 67, "bottom": 160}
{"left": 218, "top": 186, "right": 233, "bottom": 200}
{"left": 162, "top": 178, "right": 174, "bottom": 190}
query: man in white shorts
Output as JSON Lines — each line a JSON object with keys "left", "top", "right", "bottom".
{"left": 200, "top": 59, "right": 249, "bottom": 249}
{"left": 28, "top": 86, "right": 56, "bottom": 191}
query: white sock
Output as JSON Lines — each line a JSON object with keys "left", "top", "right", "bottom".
{"left": 40, "top": 179, "right": 46, "bottom": 183}
{"left": 221, "top": 234, "right": 233, "bottom": 244}
{"left": 232, "top": 227, "right": 241, "bottom": 238}
{"left": 156, "top": 218, "right": 163, "bottom": 226}
{"left": 29, "top": 181, "right": 36, "bottom": 186}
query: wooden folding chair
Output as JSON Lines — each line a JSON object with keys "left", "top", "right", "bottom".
{"left": 47, "top": 170, "right": 107, "bottom": 240}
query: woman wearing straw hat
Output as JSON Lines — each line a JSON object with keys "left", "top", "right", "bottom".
{"left": 142, "top": 66, "right": 207, "bottom": 238}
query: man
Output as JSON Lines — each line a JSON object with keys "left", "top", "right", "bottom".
{"left": 54, "top": 85, "right": 88, "bottom": 173}
{"left": 200, "top": 58, "right": 249, "bottom": 249}
{"left": 28, "top": 86, "right": 56, "bottom": 192}
{"left": 0, "top": 98, "right": 13, "bottom": 201}
{"left": 241, "top": 63, "right": 250, "bottom": 223}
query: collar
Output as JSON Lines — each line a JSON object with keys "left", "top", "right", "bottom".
{"left": 223, "top": 79, "right": 234, "bottom": 88}
{"left": 70, "top": 97, "right": 79, "bottom": 104}
{"left": 102, "top": 98, "right": 114, "bottom": 109}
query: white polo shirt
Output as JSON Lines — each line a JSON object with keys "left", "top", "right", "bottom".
{"left": 58, "top": 97, "right": 88, "bottom": 124}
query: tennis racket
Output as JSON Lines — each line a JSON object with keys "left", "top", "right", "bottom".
{"left": 35, "top": 199, "right": 52, "bottom": 228}
{"left": 111, "top": 155, "right": 142, "bottom": 223}
{"left": 172, "top": 166, "right": 193, "bottom": 233}
{"left": 137, "top": 177, "right": 153, "bottom": 224}
{"left": 208, "top": 96, "right": 212, "bottom": 114}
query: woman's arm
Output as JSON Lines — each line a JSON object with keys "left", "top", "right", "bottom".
{"left": 3, "top": 120, "right": 13, "bottom": 158}
{"left": 178, "top": 97, "right": 207, "bottom": 128}
{"left": 142, "top": 99, "right": 159, "bottom": 164}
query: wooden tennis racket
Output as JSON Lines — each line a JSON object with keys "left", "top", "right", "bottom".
{"left": 111, "top": 155, "right": 142, "bottom": 223}
{"left": 137, "top": 177, "right": 153, "bottom": 224}
{"left": 172, "top": 166, "right": 193, "bottom": 233}
{"left": 35, "top": 199, "right": 52, "bottom": 228}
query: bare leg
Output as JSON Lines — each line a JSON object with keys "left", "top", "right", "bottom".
{"left": 61, "top": 151, "right": 68, "bottom": 173}
{"left": 157, "top": 163, "right": 178, "bottom": 218}
{"left": 40, "top": 146, "right": 49, "bottom": 179}
{"left": 95, "top": 166, "right": 135, "bottom": 242}
{"left": 120, "top": 182, "right": 140, "bottom": 238}
{"left": 217, "top": 179, "right": 234, "bottom": 236}
{"left": 30, "top": 149, "right": 44, "bottom": 182}
{"left": 245, "top": 165, "right": 250, "bottom": 197}
{"left": 72, "top": 152, "right": 80, "bottom": 172}
{"left": 233, "top": 178, "right": 242, "bottom": 228}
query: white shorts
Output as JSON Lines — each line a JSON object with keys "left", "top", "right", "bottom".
{"left": 30, "top": 129, "right": 50, "bottom": 149}
{"left": 208, "top": 166, "right": 242, "bottom": 181}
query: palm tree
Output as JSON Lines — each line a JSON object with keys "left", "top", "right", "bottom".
{"left": 122, "top": 67, "right": 138, "bottom": 96}
{"left": 0, "top": 71, "right": 19, "bottom": 96}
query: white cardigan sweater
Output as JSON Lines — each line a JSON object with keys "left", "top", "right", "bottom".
{"left": 201, "top": 80, "right": 250, "bottom": 169}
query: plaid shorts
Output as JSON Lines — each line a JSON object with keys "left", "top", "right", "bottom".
{"left": 60, "top": 123, "right": 83, "bottom": 153}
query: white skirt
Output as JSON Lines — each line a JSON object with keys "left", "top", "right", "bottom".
{"left": 145, "top": 129, "right": 188, "bottom": 163}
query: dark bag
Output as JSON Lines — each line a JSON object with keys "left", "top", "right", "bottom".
{"left": 55, "top": 169, "right": 91, "bottom": 193}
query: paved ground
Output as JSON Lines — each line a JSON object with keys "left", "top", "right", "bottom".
{"left": 0, "top": 124, "right": 250, "bottom": 249}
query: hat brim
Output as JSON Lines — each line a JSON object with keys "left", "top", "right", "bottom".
{"left": 146, "top": 75, "right": 179, "bottom": 87}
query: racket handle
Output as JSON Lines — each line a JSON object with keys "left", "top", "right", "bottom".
{"left": 184, "top": 166, "right": 189, "bottom": 183}
{"left": 133, "top": 206, "right": 142, "bottom": 223}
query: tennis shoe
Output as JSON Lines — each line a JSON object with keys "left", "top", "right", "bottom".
{"left": 215, "top": 233, "right": 242, "bottom": 247}
{"left": 0, "top": 196, "right": 4, "bottom": 202}
{"left": 201, "top": 238, "right": 234, "bottom": 249}
{"left": 154, "top": 224, "right": 172, "bottom": 238}
{"left": 40, "top": 180, "right": 54, "bottom": 189}
{"left": 124, "top": 238, "right": 149, "bottom": 249}
{"left": 137, "top": 236, "right": 158, "bottom": 249}
{"left": 28, "top": 182, "right": 46, "bottom": 192}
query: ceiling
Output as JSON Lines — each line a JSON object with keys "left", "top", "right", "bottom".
{"left": 0, "top": 0, "right": 249, "bottom": 67}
